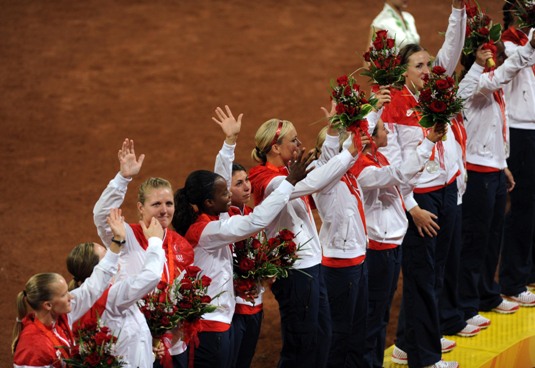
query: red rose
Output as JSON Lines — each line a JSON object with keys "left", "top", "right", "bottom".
{"left": 420, "top": 89, "right": 432, "bottom": 103}
{"left": 386, "top": 38, "right": 395, "bottom": 49}
{"left": 335, "top": 103, "right": 346, "bottom": 115}
{"left": 251, "top": 238, "right": 262, "bottom": 249}
{"left": 179, "top": 301, "right": 193, "bottom": 309}
{"left": 94, "top": 331, "right": 109, "bottom": 346}
{"left": 466, "top": 6, "right": 478, "bottom": 18}
{"left": 373, "top": 60, "right": 381, "bottom": 69}
{"left": 336, "top": 75, "right": 348, "bottom": 86}
{"left": 284, "top": 241, "right": 297, "bottom": 254}
{"left": 106, "top": 356, "right": 115, "bottom": 365}
{"left": 238, "top": 258, "right": 255, "bottom": 272}
{"left": 185, "top": 265, "right": 201, "bottom": 278}
{"left": 278, "top": 229, "right": 294, "bottom": 241}
{"left": 156, "top": 280, "right": 168, "bottom": 291}
{"left": 436, "top": 79, "right": 450, "bottom": 90}
{"left": 200, "top": 275, "right": 212, "bottom": 287}
{"left": 478, "top": 27, "right": 489, "bottom": 36}
{"left": 363, "top": 51, "right": 371, "bottom": 62}
{"left": 429, "top": 100, "right": 447, "bottom": 113}
{"left": 372, "top": 37, "right": 384, "bottom": 50}
{"left": 234, "top": 278, "right": 256, "bottom": 293}
{"left": 347, "top": 106, "right": 356, "bottom": 115}
{"left": 201, "top": 295, "right": 212, "bottom": 303}
{"left": 99, "top": 326, "right": 110, "bottom": 334}
{"left": 256, "top": 251, "right": 268, "bottom": 264}
{"left": 352, "top": 83, "right": 360, "bottom": 92}
{"left": 344, "top": 85, "right": 352, "bottom": 96}
{"left": 234, "top": 241, "right": 246, "bottom": 250}
{"left": 432, "top": 66, "right": 446, "bottom": 75}
{"left": 466, "top": 25, "right": 472, "bottom": 36}
{"left": 158, "top": 291, "right": 168, "bottom": 303}
{"left": 85, "top": 352, "right": 101, "bottom": 366}
{"left": 481, "top": 14, "right": 491, "bottom": 26}
{"left": 161, "top": 316, "right": 170, "bottom": 326}
{"left": 376, "top": 29, "right": 388, "bottom": 40}
{"left": 180, "top": 278, "right": 193, "bottom": 291}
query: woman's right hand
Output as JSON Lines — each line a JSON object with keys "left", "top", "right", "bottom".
{"left": 285, "top": 148, "right": 314, "bottom": 185}
{"left": 106, "top": 208, "right": 126, "bottom": 253}
{"left": 374, "top": 86, "right": 391, "bottom": 110}
{"left": 141, "top": 217, "right": 164, "bottom": 240}
{"left": 320, "top": 101, "right": 338, "bottom": 136}
{"left": 427, "top": 122, "right": 448, "bottom": 142}
{"left": 348, "top": 130, "right": 371, "bottom": 156}
{"left": 475, "top": 44, "right": 493, "bottom": 67}
{"left": 118, "top": 138, "right": 145, "bottom": 179}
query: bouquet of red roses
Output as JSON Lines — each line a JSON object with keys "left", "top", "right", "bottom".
{"left": 138, "top": 280, "right": 181, "bottom": 339}
{"left": 329, "top": 75, "right": 377, "bottom": 134}
{"left": 63, "top": 318, "right": 125, "bottom": 368}
{"left": 509, "top": 0, "right": 535, "bottom": 29}
{"left": 415, "top": 65, "right": 464, "bottom": 130}
{"left": 233, "top": 229, "right": 304, "bottom": 304}
{"left": 463, "top": 0, "right": 502, "bottom": 68}
{"left": 361, "top": 29, "right": 406, "bottom": 88}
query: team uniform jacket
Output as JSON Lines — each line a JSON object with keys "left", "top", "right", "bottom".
{"left": 13, "top": 251, "right": 119, "bottom": 368}
{"left": 459, "top": 38, "right": 535, "bottom": 170}
{"left": 502, "top": 27, "right": 535, "bottom": 129}
{"left": 357, "top": 139, "right": 435, "bottom": 248}
{"left": 249, "top": 148, "right": 355, "bottom": 270}
{"left": 379, "top": 7, "right": 466, "bottom": 211}
{"left": 371, "top": 2, "right": 420, "bottom": 47}
{"left": 93, "top": 173, "right": 194, "bottom": 355}
{"left": 312, "top": 134, "right": 367, "bottom": 262}
{"left": 184, "top": 179, "right": 296, "bottom": 331}
{"left": 73, "top": 238, "right": 165, "bottom": 368}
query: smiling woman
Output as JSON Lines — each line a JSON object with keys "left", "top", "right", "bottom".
{"left": 92, "top": 138, "right": 195, "bottom": 366}
{"left": 12, "top": 249, "right": 119, "bottom": 367}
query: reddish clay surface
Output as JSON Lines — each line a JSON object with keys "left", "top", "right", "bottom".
{"left": 1, "top": 1, "right": 504, "bottom": 365}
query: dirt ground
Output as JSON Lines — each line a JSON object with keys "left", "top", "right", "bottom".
{"left": 1, "top": 0, "right": 505, "bottom": 365}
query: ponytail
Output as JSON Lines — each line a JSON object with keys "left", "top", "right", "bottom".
{"left": 12, "top": 273, "right": 62, "bottom": 353}
{"left": 172, "top": 170, "right": 222, "bottom": 235}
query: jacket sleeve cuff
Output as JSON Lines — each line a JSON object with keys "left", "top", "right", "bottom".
{"left": 404, "top": 196, "right": 418, "bottom": 212}
{"left": 112, "top": 172, "right": 132, "bottom": 189}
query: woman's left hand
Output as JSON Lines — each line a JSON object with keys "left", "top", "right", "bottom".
{"left": 212, "top": 105, "right": 243, "bottom": 145}
{"left": 505, "top": 167, "right": 515, "bottom": 192}
{"left": 452, "top": 0, "right": 464, "bottom": 9}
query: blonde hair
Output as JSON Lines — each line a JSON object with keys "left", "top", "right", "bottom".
{"left": 314, "top": 126, "right": 349, "bottom": 157}
{"left": 66, "top": 242, "right": 99, "bottom": 291}
{"left": 12, "top": 273, "right": 62, "bottom": 353}
{"left": 138, "top": 177, "right": 173, "bottom": 205}
{"left": 251, "top": 119, "right": 295, "bottom": 164}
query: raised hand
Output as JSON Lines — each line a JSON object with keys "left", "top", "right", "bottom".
{"left": 212, "top": 105, "right": 243, "bottom": 145}
{"left": 475, "top": 44, "right": 494, "bottom": 67}
{"left": 141, "top": 216, "right": 164, "bottom": 240}
{"left": 107, "top": 208, "right": 126, "bottom": 241}
{"left": 374, "top": 87, "right": 392, "bottom": 109}
{"left": 285, "top": 147, "right": 314, "bottom": 185}
{"left": 118, "top": 138, "right": 145, "bottom": 179}
{"left": 321, "top": 101, "right": 338, "bottom": 136}
{"left": 348, "top": 130, "right": 372, "bottom": 156}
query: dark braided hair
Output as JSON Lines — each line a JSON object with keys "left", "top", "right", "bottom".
{"left": 172, "top": 170, "right": 223, "bottom": 235}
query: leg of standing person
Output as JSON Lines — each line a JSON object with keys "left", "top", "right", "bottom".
{"left": 395, "top": 190, "right": 442, "bottom": 367}
{"left": 365, "top": 247, "right": 401, "bottom": 368}
{"left": 271, "top": 264, "right": 332, "bottom": 368}
{"left": 440, "top": 203, "right": 472, "bottom": 336}
{"left": 501, "top": 129, "right": 535, "bottom": 303}
{"left": 324, "top": 263, "right": 368, "bottom": 368}
{"left": 193, "top": 329, "right": 234, "bottom": 368}
{"left": 232, "top": 311, "right": 263, "bottom": 368}
{"left": 479, "top": 171, "right": 508, "bottom": 310}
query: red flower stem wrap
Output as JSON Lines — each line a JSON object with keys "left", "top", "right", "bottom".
{"left": 158, "top": 333, "right": 174, "bottom": 368}
{"left": 347, "top": 122, "right": 374, "bottom": 154}
{"left": 482, "top": 41, "right": 497, "bottom": 70}
{"left": 184, "top": 320, "right": 202, "bottom": 368}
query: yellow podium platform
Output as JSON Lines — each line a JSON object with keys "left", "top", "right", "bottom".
{"left": 383, "top": 306, "right": 535, "bottom": 368}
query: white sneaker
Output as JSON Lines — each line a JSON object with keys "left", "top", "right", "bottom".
{"left": 424, "top": 360, "right": 460, "bottom": 368}
{"left": 505, "top": 290, "right": 535, "bottom": 307}
{"left": 456, "top": 323, "right": 481, "bottom": 337}
{"left": 391, "top": 345, "right": 408, "bottom": 365}
{"left": 466, "top": 314, "right": 491, "bottom": 329}
{"left": 492, "top": 299, "right": 520, "bottom": 313}
{"left": 441, "top": 337, "right": 456, "bottom": 353}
